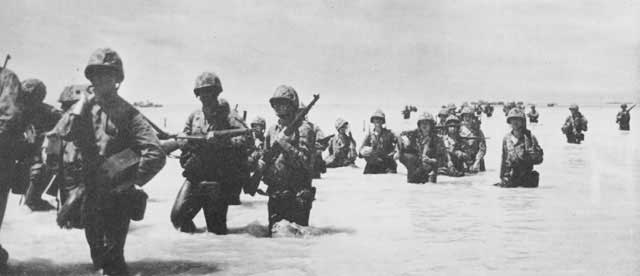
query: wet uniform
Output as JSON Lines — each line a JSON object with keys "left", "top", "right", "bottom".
{"left": 399, "top": 129, "right": 447, "bottom": 183}
{"left": 498, "top": 130, "right": 544, "bottom": 187}
{"left": 359, "top": 128, "right": 398, "bottom": 174}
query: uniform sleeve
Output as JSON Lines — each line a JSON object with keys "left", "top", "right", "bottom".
{"left": 475, "top": 130, "right": 487, "bottom": 161}
{"left": 499, "top": 136, "right": 508, "bottom": 178}
{"left": 182, "top": 111, "right": 195, "bottom": 135}
{"left": 359, "top": 133, "right": 371, "bottom": 155}
{"left": 527, "top": 134, "right": 543, "bottom": 165}
{"left": 0, "top": 70, "right": 23, "bottom": 137}
{"left": 129, "top": 113, "right": 167, "bottom": 187}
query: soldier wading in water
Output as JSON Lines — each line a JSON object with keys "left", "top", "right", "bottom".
{"left": 496, "top": 108, "right": 544, "bottom": 188}
{"left": 51, "top": 48, "right": 166, "bottom": 275}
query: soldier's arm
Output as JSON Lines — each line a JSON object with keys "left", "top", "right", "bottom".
{"left": 527, "top": 134, "right": 544, "bottom": 165}
{"left": 358, "top": 133, "right": 371, "bottom": 155}
{"left": 499, "top": 137, "right": 508, "bottom": 178}
{"left": 475, "top": 130, "right": 487, "bottom": 161}
{"left": 129, "top": 113, "right": 167, "bottom": 187}
{"left": 0, "top": 70, "right": 23, "bottom": 138}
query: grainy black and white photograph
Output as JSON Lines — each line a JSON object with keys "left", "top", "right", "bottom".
{"left": 0, "top": 1, "right": 639, "bottom": 275}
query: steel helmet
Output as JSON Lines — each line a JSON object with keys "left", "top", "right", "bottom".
{"left": 621, "top": 104, "right": 627, "bottom": 109}
{"left": 506, "top": 107, "right": 526, "bottom": 124}
{"left": 370, "top": 109, "right": 386, "bottom": 123}
{"left": 438, "top": 108, "right": 449, "bottom": 117}
{"left": 335, "top": 118, "right": 348, "bottom": 130}
{"left": 250, "top": 116, "right": 266, "bottom": 127}
{"left": 569, "top": 104, "right": 579, "bottom": 111}
{"left": 445, "top": 115, "right": 460, "bottom": 126}
{"left": 460, "top": 106, "right": 475, "bottom": 115}
{"left": 416, "top": 112, "right": 435, "bottom": 126}
{"left": 269, "top": 85, "right": 299, "bottom": 108}
{"left": 193, "top": 72, "right": 223, "bottom": 94}
{"left": 84, "top": 48, "right": 124, "bottom": 82}
{"left": 21, "top": 78, "right": 46, "bottom": 104}
{"left": 58, "top": 84, "right": 90, "bottom": 104}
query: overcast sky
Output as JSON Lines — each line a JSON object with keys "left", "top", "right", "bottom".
{"left": 1, "top": 0, "right": 638, "bottom": 105}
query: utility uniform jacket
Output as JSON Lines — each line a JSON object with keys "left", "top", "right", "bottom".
{"left": 401, "top": 129, "right": 447, "bottom": 166}
{"left": 180, "top": 108, "right": 250, "bottom": 183}
{"left": 0, "top": 69, "right": 24, "bottom": 159}
{"left": 53, "top": 94, "right": 166, "bottom": 190}
{"left": 500, "top": 130, "right": 543, "bottom": 179}
{"left": 562, "top": 113, "right": 588, "bottom": 134}
{"left": 360, "top": 128, "right": 398, "bottom": 158}
{"left": 263, "top": 119, "right": 315, "bottom": 193}
{"left": 326, "top": 133, "right": 357, "bottom": 163}
{"left": 458, "top": 124, "right": 486, "bottom": 162}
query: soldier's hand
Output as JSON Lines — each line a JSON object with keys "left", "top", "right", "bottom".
{"left": 206, "top": 131, "right": 218, "bottom": 144}
{"left": 230, "top": 136, "right": 245, "bottom": 147}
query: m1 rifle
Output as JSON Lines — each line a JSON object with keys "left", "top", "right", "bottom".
{"left": 244, "top": 94, "right": 320, "bottom": 196}
{"left": 1, "top": 54, "right": 9, "bottom": 71}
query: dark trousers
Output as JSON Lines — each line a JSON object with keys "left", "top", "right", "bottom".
{"left": 565, "top": 133, "right": 584, "bottom": 144}
{"left": 24, "top": 162, "right": 52, "bottom": 206}
{"left": 84, "top": 193, "right": 131, "bottom": 275}
{"left": 171, "top": 180, "right": 229, "bottom": 234}
{"left": 363, "top": 157, "right": 397, "bottom": 174}
{"left": 399, "top": 153, "right": 436, "bottom": 183}
{"left": 268, "top": 195, "right": 311, "bottom": 233}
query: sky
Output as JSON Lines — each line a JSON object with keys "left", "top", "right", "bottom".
{"left": 1, "top": 0, "right": 639, "bottom": 106}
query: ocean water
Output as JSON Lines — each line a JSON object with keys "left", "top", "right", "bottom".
{"left": 1, "top": 104, "right": 639, "bottom": 275}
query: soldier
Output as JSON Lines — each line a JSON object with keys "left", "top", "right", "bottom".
{"left": 19, "top": 79, "right": 62, "bottom": 211}
{"left": 398, "top": 112, "right": 447, "bottom": 183}
{"left": 324, "top": 118, "right": 357, "bottom": 168}
{"left": 260, "top": 85, "right": 316, "bottom": 233}
{"left": 171, "top": 72, "right": 251, "bottom": 234}
{"left": 527, "top": 105, "right": 539, "bottom": 123}
{"left": 52, "top": 48, "right": 166, "bottom": 275}
{"left": 459, "top": 107, "right": 487, "bottom": 173}
{"left": 561, "top": 104, "right": 588, "bottom": 144}
{"left": 616, "top": 104, "right": 631, "bottom": 131}
{"left": 438, "top": 115, "right": 465, "bottom": 177}
{"left": 248, "top": 116, "right": 267, "bottom": 172}
{"left": 359, "top": 109, "right": 399, "bottom": 174}
{"left": 484, "top": 103, "right": 494, "bottom": 117}
{"left": 436, "top": 108, "right": 449, "bottom": 136}
{"left": 0, "top": 66, "right": 25, "bottom": 268}
{"left": 496, "top": 108, "right": 543, "bottom": 188}
{"left": 45, "top": 84, "right": 90, "bottom": 229}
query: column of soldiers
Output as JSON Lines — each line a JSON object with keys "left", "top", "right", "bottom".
{"left": 0, "top": 47, "right": 635, "bottom": 275}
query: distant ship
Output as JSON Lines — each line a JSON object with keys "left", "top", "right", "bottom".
{"left": 547, "top": 103, "right": 556, "bottom": 107}
{"left": 133, "top": 100, "right": 163, "bottom": 108}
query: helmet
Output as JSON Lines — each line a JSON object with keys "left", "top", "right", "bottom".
{"left": 506, "top": 108, "right": 526, "bottom": 124}
{"left": 58, "top": 84, "right": 90, "bottom": 104}
{"left": 460, "top": 106, "right": 475, "bottom": 115}
{"left": 21, "top": 78, "right": 46, "bottom": 104}
{"left": 438, "top": 108, "right": 449, "bottom": 117}
{"left": 217, "top": 98, "right": 230, "bottom": 115}
{"left": 621, "top": 104, "right": 627, "bottom": 109}
{"left": 416, "top": 112, "right": 435, "bottom": 126}
{"left": 84, "top": 48, "right": 124, "bottom": 82}
{"left": 370, "top": 109, "right": 386, "bottom": 123}
{"left": 569, "top": 104, "right": 579, "bottom": 111}
{"left": 269, "top": 85, "right": 299, "bottom": 108}
{"left": 335, "top": 118, "right": 348, "bottom": 130}
{"left": 193, "top": 72, "right": 223, "bottom": 94}
{"left": 250, "top": 116, "right": 266, "bottom": 127}
{"left": 445, "top": 115, "right": 460, "bottom": 125}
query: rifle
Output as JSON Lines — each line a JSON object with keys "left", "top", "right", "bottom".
{"left": 159, "top": 129, "right": 254, "bottom": 155}
{"left": 244, "top": 94, "right": 320, "bottom": 196}
{"left": 1, "top": 54, "right": 9, "bottom": 70}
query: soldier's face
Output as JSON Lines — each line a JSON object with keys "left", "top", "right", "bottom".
{"left": 272, "top": 101, "right": 294, "bottom": 116}
{"left": 418, "top": 121, "right": 432, "bottom": 133}
{"left": 198, "top": 90, "right": 219, "bottom": 106}
{"left": 510, "top": 118, "right": 524, "bottom": 130}
{"left": 447, "top": 126, "right": 457, "bottom": 134}
{"left": 338, "top": 124, "right": 348, "bottom": 134}
{"left": 462, "top": 114, "right": 473, "bottom": 123}
{"left": 372, "top": 118, "right": 383, "bottom": 127}
{"left": 89, "top": 72, "right": 118, "bottom": 97}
